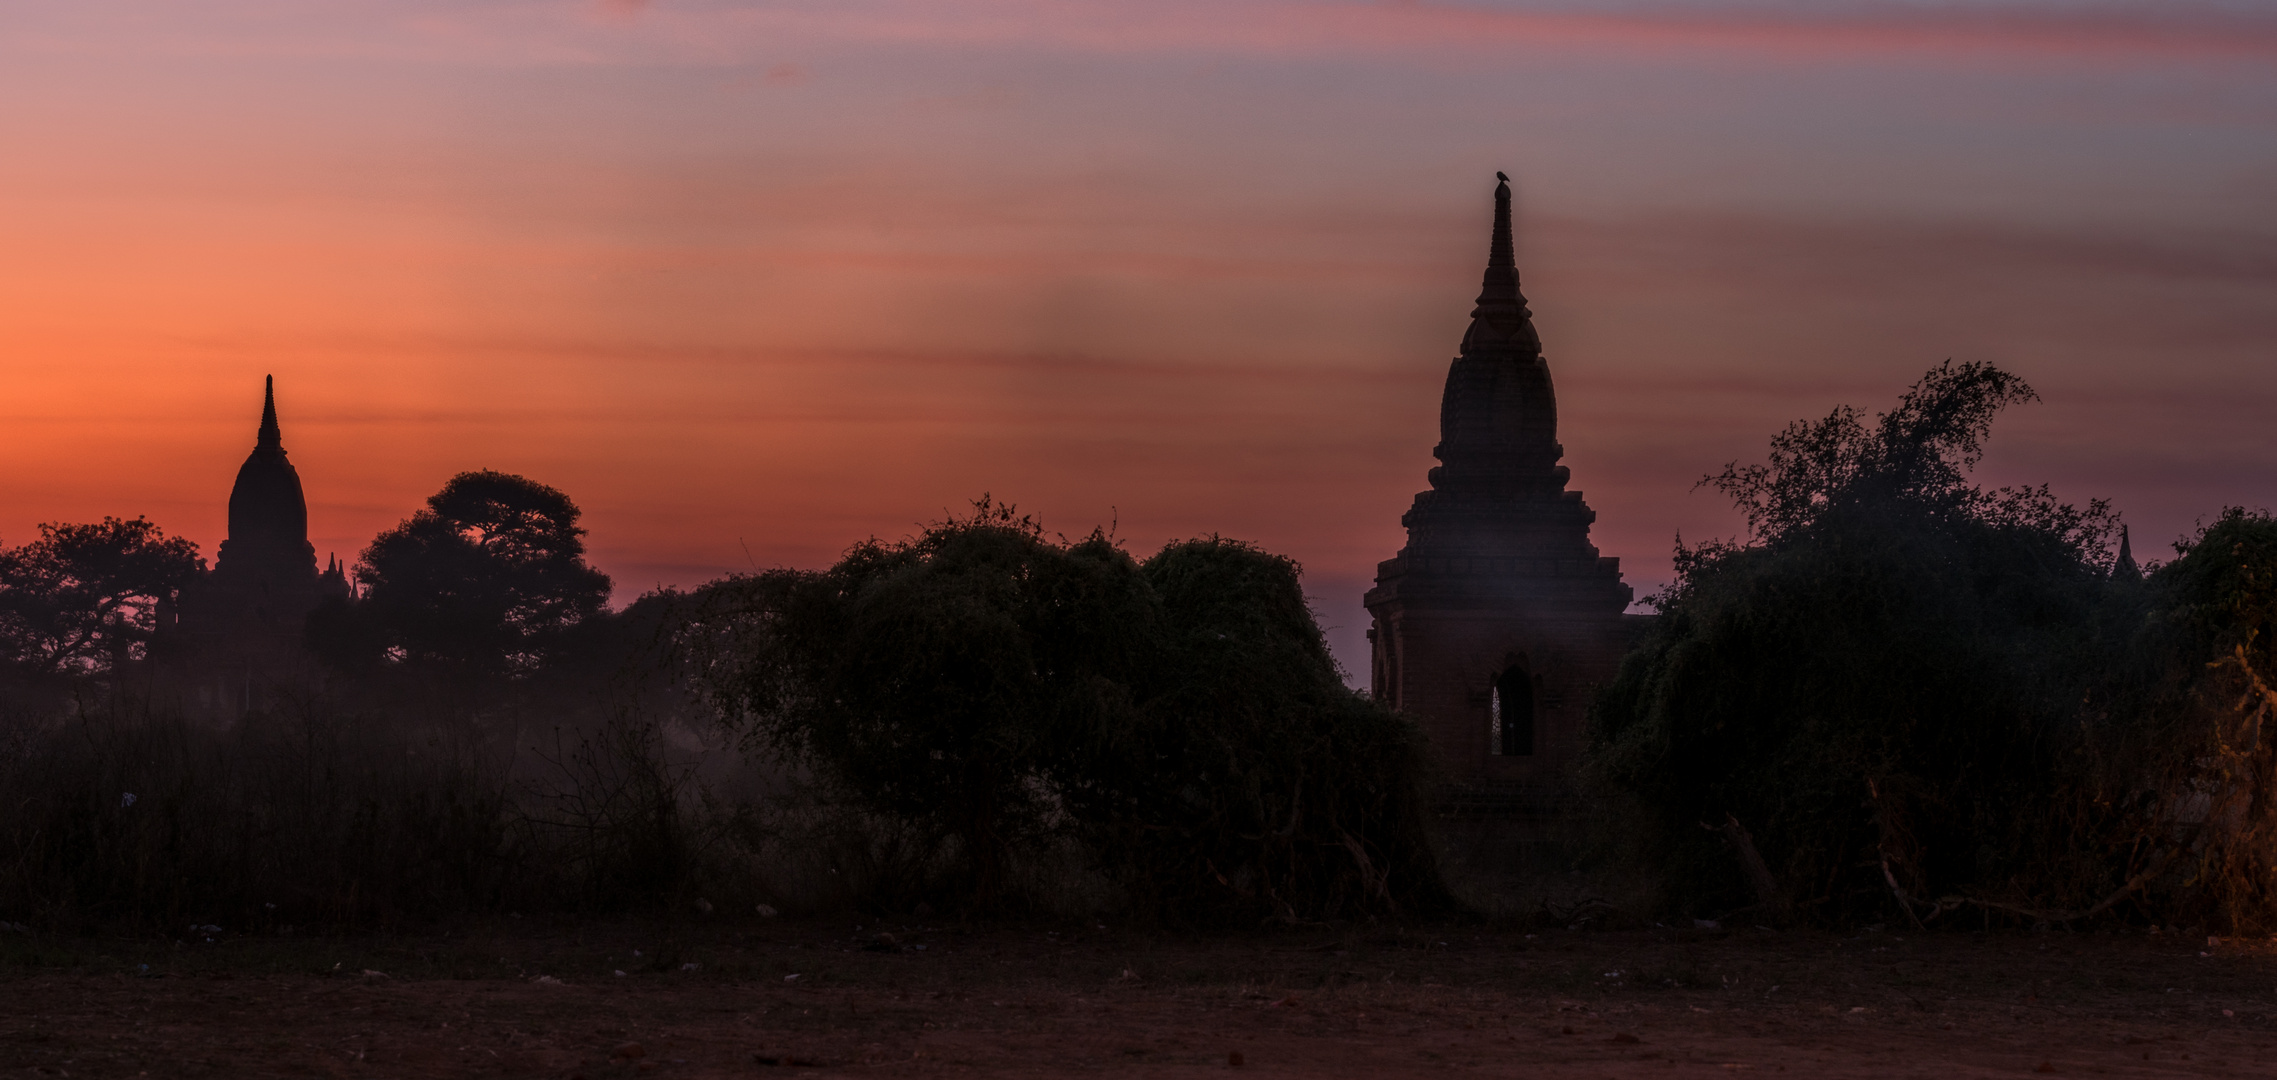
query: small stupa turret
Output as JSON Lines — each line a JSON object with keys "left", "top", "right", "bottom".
{"left": 319, "top": 551, "right": 352, "bottom": 601}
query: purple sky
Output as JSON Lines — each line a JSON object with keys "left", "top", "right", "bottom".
{"left": 1, "top": 0, "right": 2272, "bottom": 678}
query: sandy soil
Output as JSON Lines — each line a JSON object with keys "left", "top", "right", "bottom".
{"left": 3, "top": 920, "right": 2272, "bottom": 1078}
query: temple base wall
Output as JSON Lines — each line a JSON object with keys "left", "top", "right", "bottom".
{"left": 1367, "top": 570, "right": 1642, "bottom": 792}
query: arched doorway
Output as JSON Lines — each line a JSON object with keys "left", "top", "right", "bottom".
{"left": 1490, "top": 665, "right": 1534, "bottom": 757}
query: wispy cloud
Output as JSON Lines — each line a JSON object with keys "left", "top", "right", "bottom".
{"left": 455, "top": 1, "right": 2277, "bottom": 67}
{"left": 12, "top": 0, "right": 2276, "bottom": 68}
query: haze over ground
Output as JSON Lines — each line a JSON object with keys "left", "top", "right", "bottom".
{"left": 2, "top": 0, "right": 2271, "bottom": 677}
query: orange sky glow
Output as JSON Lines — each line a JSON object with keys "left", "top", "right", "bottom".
{"left": 3, "top": 0, "right": 2274, "bottom": 674}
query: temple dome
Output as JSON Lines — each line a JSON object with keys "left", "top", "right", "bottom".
{"left": 216, "top": 375, "right": 316, "bottom": 582}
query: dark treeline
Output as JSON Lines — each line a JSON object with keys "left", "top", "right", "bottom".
{"left": 0, "top": 475, "right": 1442, "bottom": 932}
{"left": 7, "top": 362, "right": 2277, "bottom": 935}
{"left": 0, "top": 472, "right": 729, "bottom": 932}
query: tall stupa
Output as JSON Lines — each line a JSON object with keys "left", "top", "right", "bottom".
{"left": 171, "top": 377, "right": 348, "bottom": 715}
{"left": 1364, "top": 176, "right": 1635, "bottom": 789}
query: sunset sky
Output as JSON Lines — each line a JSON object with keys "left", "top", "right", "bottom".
{"left": 3, "top": 0, "right": 2273, "bottom": 676}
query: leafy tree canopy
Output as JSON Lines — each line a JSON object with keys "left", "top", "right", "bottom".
{"left": 0, "top": 517, "right": 204, "bottom": 675}
{"left": 1695, "top": 360, "right": 2111, "bottom": 566}
{"left": 352, "top": 470, "right": 611, "bottom": 675}
{"left": 692, "top": 500, "right": 1443, "bottom": 922}
{"left": 1589, "top": 363, "right": 2129, "bottom": 926}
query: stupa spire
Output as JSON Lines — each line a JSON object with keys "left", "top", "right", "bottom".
{"left": 1461, "top": 173, "right": 1540, "bottom": 354}
{"left": 1476, "top": 174, "right": 1516, "bottom": 307}
{"left": 257, "top": 375, "right": 282, "bottom": 451}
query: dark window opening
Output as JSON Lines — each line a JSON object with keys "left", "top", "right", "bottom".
{"left": 1490, "top": 667, "right": 1534, "bottom": 756}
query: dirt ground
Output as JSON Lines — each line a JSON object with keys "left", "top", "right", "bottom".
{"left": 3, "top": 919, "right": 2273, "bottom": 1078}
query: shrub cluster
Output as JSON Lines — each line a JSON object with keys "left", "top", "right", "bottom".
{"left": 2115, "top": 507, "right": 2277, "bottom": 932}
{"left": 0, "top": 472, "right": 745, "bottom": 932}
{"left": 0, "top": 697, "right": 751, "bottom": 932}
{"left": 1589, "top": 362, "right": 2277, "bottom": 932}
{"left": 1, "top": 468, "right": 1442, "bottom": 931}
{"left": 689, "top": 502, "right": 1446, "bottom": 924}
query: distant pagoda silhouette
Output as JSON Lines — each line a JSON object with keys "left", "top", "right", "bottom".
{"left": 217, "top": 376, "right": 317, "bottom": 590}
{"left": 171, "top": 377, "right": 348, "bottom": 716}
{"left": 1365, "top": 176, "right": 1635, "bottom": 791}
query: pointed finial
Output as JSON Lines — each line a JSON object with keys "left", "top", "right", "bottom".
{"left": 1462, "top": 172, "right": 1539, "bottom": 353}
{"left": 1477, "top": 175, "right": 1516, "bottom": 304}
{"left": 2114, "top": 524, "right": 2140, "bottom": 580}
{"left": 257, "top": 375, "right": 283, "bottom": 451}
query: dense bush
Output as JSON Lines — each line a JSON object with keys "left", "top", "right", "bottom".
{"left": 1, "top": 479, "right": 976, "bottom": 933}
{"left": 2112, "top": 509, "right": 2277, "bottom": 932}
{"left": 0, "top": 697, "right": 739, "bottom": 931}
{"left": 1587, "top": 363, "right": 2128, "bottom": 925}
{"left": 690, "top": 501, "right": 1446, "bottom": 923}
{"left": 1588, "top": 362, "right": 2277, "bottom": 932}
{"left": 0, "top": 478, "right": 735, "bottom": 931}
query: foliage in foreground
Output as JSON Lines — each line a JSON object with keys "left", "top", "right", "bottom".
{"left": 0, "top": 674, "right": 1034, "bottom": 932}
{"left": 690, "top": 502, "right": 1447, "bottom": 924}
{"left": 0, "top": 696, "right": 748, "bottom": 931}
{"left": 2124, "top": 507, "right": 2277, "bottom": 932}
{"left": 1589, "top": 361, "right": 2277, "bottom": 932}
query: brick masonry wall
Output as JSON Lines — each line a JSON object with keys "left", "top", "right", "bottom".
{"left": 1376, "top": 606, "right": 1632, "bottom": 786}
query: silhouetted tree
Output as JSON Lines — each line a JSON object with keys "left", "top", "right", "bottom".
{"left": 1092, "top": 536, "right": 1445, "bottom": 921}
{"left": 1588, "top": 362, "right": 2128, "bottom": 925}
{"left": 353, "top": 471, "right": 611, "bottom": 676}
{"left": 692, "top": 500, "right": 1444, "bottom": 921}
{"left": 0, "top": 517, "right": 204, "bottom": 676}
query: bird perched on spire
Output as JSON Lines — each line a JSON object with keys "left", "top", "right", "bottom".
{"left": 1460, "top": 171, "right": 1538, "bottom": 353}
{"left": 1496, "top": 170, "right": 1509, "bottom": 182}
